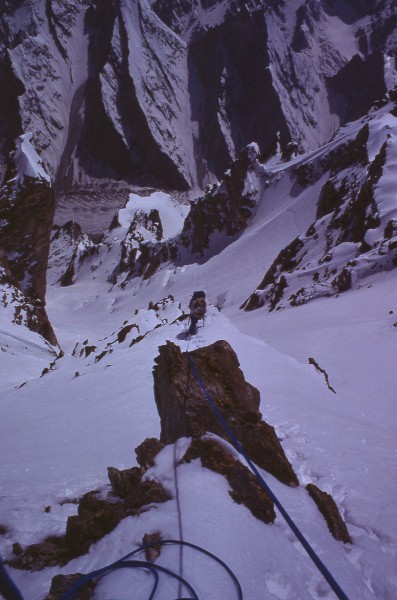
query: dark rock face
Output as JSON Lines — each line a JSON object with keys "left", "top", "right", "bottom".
{"left": 327, "top": 52, "right": 387, "bottom": 124}
{"left": 0, "top": 175, "right": 57, "bottom": 344}
{"left": 0, "top": 177, "right": 54, "bottom": 302}
{"left": 0, "top": 51, "right": 24, "bottom": 185}
{"left": 153, "top": 339, "right": 298, "bottom": 486}
{"left": 2, "top": 0, "right": 394, "bottom": 194}
{"left": 187, "top": 9, "right": 290, "bottom": 186}
{"left": 183, "top": 438, "right": 276, "bottom": 524}
{"left": 306, "top": 483, "right": 351, "bottom": 544}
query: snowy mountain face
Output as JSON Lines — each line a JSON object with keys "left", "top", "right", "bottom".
{"left": 1, "top": 0, "right": 396, "bottom": 191}
{"left": 1, "top": 1, "right": 397, "bottom": 599}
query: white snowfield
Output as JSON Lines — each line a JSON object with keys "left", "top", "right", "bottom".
{"left": 1, "top": 128, "right": 397, "bottom": 599}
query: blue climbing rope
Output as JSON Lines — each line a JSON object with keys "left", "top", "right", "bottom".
{"left": 61, "top": 558, "right": 198, "bottom": 600}
{"left": 60, "top": 539, "right": 243, "bottom": 600}
{"left": 0, "top": 539, "right": 242, "bottom": 600}
{"left": 188, "top": 354, "right": 350, "bottom": 600}
{"left": 0, "top": 560, "right": 24, "bottom": 600}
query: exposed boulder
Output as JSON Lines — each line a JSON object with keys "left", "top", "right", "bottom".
{"left": 45, "top": 573, "right": 96, "bottom": 600}
{"left": 306, "top": 483, "right": 351, "bottom": 544}
{"left": 107, "top": 466, "right": 170, "bottom": 505}
{"left": 142, "top": 532, "right": 162, "bottom": 563}
{"left": 153, "top": 339, "right": 298, "bottom": 487}
{"left": 11, "top": 462, "right": 170, "bottom": 571}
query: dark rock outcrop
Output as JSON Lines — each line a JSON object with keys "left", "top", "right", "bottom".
{"left": 153, "top": 339, "right": 298, "bottom": 487}
{"left": 45, "top": 573, "right": 96, "bottom": 600}
{"left": 135, "top": 438, "right": 165, "bottom": 469}
{"left": 0, "top": 177, "right": 54, "bottom": 302}
{"left": 107, "top": 466, "right": 169, "bottom": 505}
{"left": 0, "top": 172, "right": 57, "bottom": 344}
{"left": 142, "top": 532, "right": 162, "bottom": 563}
{"left": 183, "top": 438, "right": 276, "bottom": 524}
{"left": 306, "top": 483, "right": 351, "bottom": 544}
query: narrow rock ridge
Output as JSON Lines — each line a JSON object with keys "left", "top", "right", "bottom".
{"left": 153, "top": 339, "right": 299, "bottom": 487}
{"left": 9, "top": 338, "right": 351, "bottom": 597}
{"left": 308, "top": 357, "right": 336, "bottom": 394}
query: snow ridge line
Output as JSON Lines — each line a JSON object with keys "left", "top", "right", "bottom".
{"left": 188, "top": 355, "right": 350, "bottom": 600}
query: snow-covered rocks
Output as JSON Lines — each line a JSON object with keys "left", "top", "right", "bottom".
{"left": 107, "top": 143, "right": 263, "bottom": 283}
{"left": 243, "top": 102, "right": 397, "bottom": 312}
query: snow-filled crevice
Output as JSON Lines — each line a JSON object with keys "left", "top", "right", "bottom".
{"left": 44, "top": 0, "right": 68, "bottom": 61}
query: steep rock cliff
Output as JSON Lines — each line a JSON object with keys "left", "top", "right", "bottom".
{"left": 153, "top": 339, "right": 299, "bottom": 486}
{"left": 1, "top": 0, "right": 395, "bottom": 193}
{"left": 0, "top": 134, "right": 57, "bottom": 343}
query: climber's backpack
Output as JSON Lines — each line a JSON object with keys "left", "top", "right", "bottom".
{"left": 189, "top": 291, "right": 206, "bottom": 319}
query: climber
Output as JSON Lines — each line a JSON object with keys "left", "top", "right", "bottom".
{"left": 188, "top": 291, "right": 206, "bottom": 335}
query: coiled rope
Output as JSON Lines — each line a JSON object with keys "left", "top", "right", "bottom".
{"left": 188, "top": 354, "right": 350, "bottom": 600}
{"left": 59, "top": 539, "right": 243, "bottom": 600}
{"left": 1, "top": 539, "right": 242, "bottom": 600}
